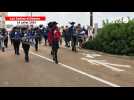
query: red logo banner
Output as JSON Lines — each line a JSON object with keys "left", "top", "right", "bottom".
{"left": 5, "top": 16, "right": 46, "bottom": 21}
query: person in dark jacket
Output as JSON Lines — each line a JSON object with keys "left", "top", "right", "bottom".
{"left": 38, "top": 25, "right": 43, "bottom": 44}
{"left": 11, "top": 27, "right": 22, "bottom": 55}
{"left": 0, "top": 30, "right": 5, "bottom": 52}
{"left": 68, "top": 22, "right": 77, "bottom": 52}
{"left": 63, "top": 26, "right": 70, "bottom": 47}
{"left": 1, "top": 28, "right": 8, "bottom": 48}
{"left": 34, "top": 27, "right": 40, "bottom": 51}
{"left": 21, "top": 28, "right": 31, "bottom": 62}
{"left": 42, "top": 26, "right": 48, "bottom": 46}
{"left": 9, "top": 30, "right": 13, "bottom": 45}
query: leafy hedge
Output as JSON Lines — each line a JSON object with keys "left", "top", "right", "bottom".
{"left": 83, "top": 18, "right": 134, "bottom": 56}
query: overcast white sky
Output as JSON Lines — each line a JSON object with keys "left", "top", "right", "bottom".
{"left": 7, "top": 12, "right": 134, "bottom": 28}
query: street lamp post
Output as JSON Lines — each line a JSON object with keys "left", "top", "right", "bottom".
{"left": 90, "top": 12, "right": 93, "bottom": 27}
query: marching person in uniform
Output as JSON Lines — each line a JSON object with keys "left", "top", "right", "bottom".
{"left": 37, "top": 26, "right": 42, "bottom": 44}
{"left": 28, "top": 29, "right": 35, "bottom": 47}
{"left": 21, "top": 28, "right": 31, "bottom": 62}
{"left": 0, "top": 30, "right": 5, "bottom": 52}
{"left": 43, "top": 26, "right": 48, "bottom": 46}
{"left": 34, "top": 27, "right": 40, "bottom": 51}
{"left": 1, "top": 28, "right": 8, "bottom": 48}
{"left": 68, "top": 22, "right": 77, "bottom": 52}
{"left": 63, "top": 25, "right": 70, "bottom": 47}
{"left": 39, "top": 25, "right": 43, "bottom": 44}
{"left": 9, "top": 30, "right": 13, "bottom": 45}
{"left": 11, "top": 27, "right": 22, "bottom": 55}
{"left": 48, "top": 21, "right": 61, "bottom": 64}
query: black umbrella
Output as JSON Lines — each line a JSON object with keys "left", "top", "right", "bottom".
{"left": 69, "top": 22, "right": 75, "bottom": 25}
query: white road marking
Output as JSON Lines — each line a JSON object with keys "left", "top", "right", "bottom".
{"left": 81, "top": 58, "right": 100, "bottom": 65}
{"left": 85, "top": 54, "right": 95, "bottom": 58}
{"left": 92, "top": 54, "right": 102, "bottom": 57}
{"left": 30, "top": 51, "right": 120, "bottom": 87}
{"left": 81, "top": 57, "right": 131, "bottom": 72}
{"left": 81, "top": 51, "right": 131, "bottom": 72}
{"left": 96, "top": 60, "right": 125, "bottom": 72}
{"left": 103, "top": 63, "right": 131, "bottom": 68}
{"left": 80, "top": 53, "right": 101, "bottom": 58}
{"left": 81, "top": 58, "right": 124, "bottom": 72}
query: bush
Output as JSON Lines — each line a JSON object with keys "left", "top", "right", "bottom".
{"left": 83, "top": 18, "right": 134, "bottom": 56}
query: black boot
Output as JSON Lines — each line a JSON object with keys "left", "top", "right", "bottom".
{"left": 6, "top": 44, "right": 8, "bottom": 48}
{"left": 53, "top": 57, "right": 55, "bottom": 61}
{"left": 2, "top": 47, "right": 5, "bottom": 52}
{"left": 25, "top": 56, "right": 29, "bottom": 63}
{"left": 51, "top": 50, "right": 53, "bottom": 56}
{"left": 53, "top": 52, "right": 56, "bottom": 61}
{"left": 35, "top": 47, "right": 38, "bottom": 51}
{"left": 25, "top": 60, "right": 29, "bottom": 63}
{"left": 72, "top": 47, "right": 74, "bottom": 51}
{"left": 55, "top": 51, "right": 58, "bottom": 64}
{"left": 74, "top": 47, "right": 77, "bottom": 52}
{"left": 55, "top": 58, "right": 58, "bottom": 64}
{"left": 15, "top": 50, "right": 16, "bottom": 55}
{"left": 17, "top": 52, "right": 20, "bottom": 55}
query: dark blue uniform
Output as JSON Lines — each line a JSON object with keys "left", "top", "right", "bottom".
{"left": 0, "top": 32, "right": 5, "bottom": 52}
{"left": 63, "top": 28, "right": 70, "bottom": 47}
{"left": 42, "top": 27, "right": 48, "bottom": 46}
{"left": 11, "top": 31, "right": 22, "bottom": 55}
{"left": 68, "top": 26, "right": 77, "bottom": 52}
{"left": 21, "top": 32, "right": 31, "bottom": 62}
{"left": 34, "top": 30, "right": 40, "bottom": 51}
{"left": 1, "top": 28, "right": 8, "bottom": 48}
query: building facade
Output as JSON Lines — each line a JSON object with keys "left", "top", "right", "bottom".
{"left": 0, "top": 12, "right": 8, "bottom": 28}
